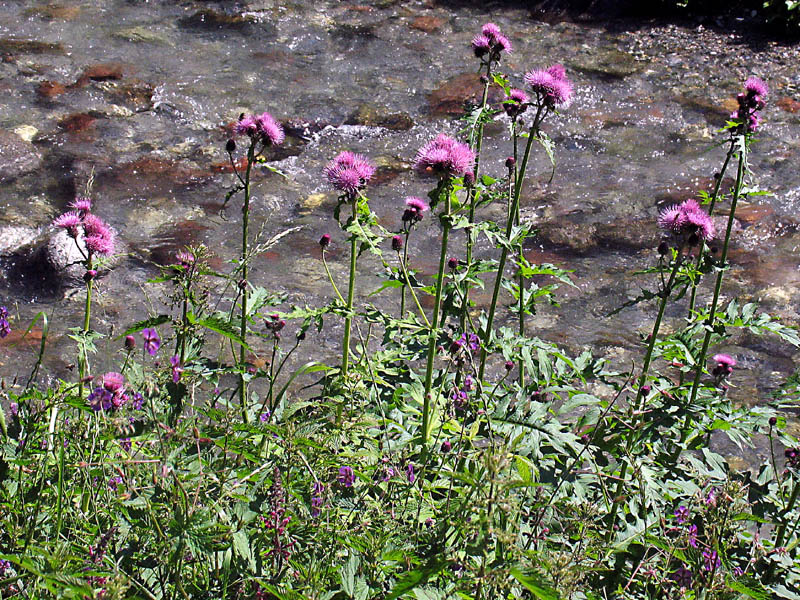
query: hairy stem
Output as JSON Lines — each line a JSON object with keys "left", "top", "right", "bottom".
{"left": 341, "top": 196, "right": 358, "bottom": 377}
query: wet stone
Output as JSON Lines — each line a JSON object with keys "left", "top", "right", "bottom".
{"left": 535, "top": 216, "right": 598, "bottom": 255}
{"left": 0, "top": 39, "right": 65, "bottom": 55}
{"left": 0, "top": 130, "right": 42, "bottom": 181}
{"left": 58, "top": 113, "right": 96, "bottom": 133}
{"left": 113, "top": 26, "right": 174, "bottom": 46}
{"left": 344, "top": 104, "right": 413, "bottom": 131}
{"left": 428, "top": 72, "right": 504, "bottom": 116}
{"left": 777, "top": 96, "right": 800, "bottom": 114}
{"left": 23, "top": 4, "right": 81, "bottom": 20}
{"left": 0, "top": 226, "right": 41, "bottom": 256}
{"left": 179, "top": 10, "right": 261, "bottom": 31}
{"left": 570, "top": 47, "right": 642, "bottom": 79}
{"left": 37, "top": 80, "right": 67, "bottom": 99}
{"left": 410, "top": 16, "right": 445, "bottom": 32}
{"left": 75, "top": 63, "right": 127, "bottom": 87}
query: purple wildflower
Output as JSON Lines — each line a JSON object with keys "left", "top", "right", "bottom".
{"left": 70, "top": 197, "right": 92, "bottom": 213}
{"left": 403, "top": 196, "right": 428, "bottom": 223}
{"left": 713, "top": 353, "right": 736, "bottom": 370}
{"left": 324, "top": 151, "right": 375, "bottom": 195}
{"left": 53, "top": 211, "right": 83, "bottom": 237}
{"left": 414, "top": 134, "right": 475, "bottom": 179}
{"left": 81, "top": 214, "right": 116, "bottom": 256}
{"left": 319, "top": 233, "right": 331, "bottom": 248}
{"left": 658, "top": 199, "right": 715, "bottom": 244}
{"left": 176, "top": 250, "right": 195, "bottom": 268}
{"left": 0, "top": 559, "right": 11, "bottom": 577}
{"left": 131, "top": 392, "right": 144, "bottom": 410}
{"left": 405, "top": 463, "right": 415, "bottom": 484}
{"left": 391, "top": 235, "right": 403, "bottom": 251}
{"left": 744, "top": 77, "right": 768, "bottom": 98}
{"left": 234, "top": 114, "right": 258, "bottom": 137}
{"left": 547, "top": 64, "right": 567, "bottom": 80}
{"left": 524, "top": 67, "right": 573, "bottom": 108}
{"left": 102, "top": 372, "right": 125, "bottom": 395}
{"left": 504, "top": 88, "right": 529, "bottom": 118}
{"left": 704, "top": 487, "right": 717, "bottom": 507}
{"left": 687, "top": 524, "right": 698, "bottom": 548}
{"left": 170, "top": 355, "right": 183, "bottom": 384}
{"left": 310, "top": 482, "right": 325, "bottom": 517}
{"left": 108, "top": 475, "right": 123, "bottom": 491}
{"left": 0, "top": 306, "right": 9, "bottom": 339}
{"left": 120, "top": 438, "right": 132, "bottom": 452}
{"left": 9, "top": 402, "right": 18, "bottom": 417}
{"left": 338, "top": 466, "right": 355, "bottom": 488}
{"left": 441, "top": 440, "right": 452, "bottom": 453}
{"left": 674, "top": 505, "right": 689, "bottom": 524}
{"left": 142, "top": 328, "right": 161, "bottom": 356}
{"left": 254, "top": 111, "right": 285, "bottom": 146}
{"left": 88, "top": 387, "right": 114, "bottom": 412}
{"left": 481, "top": 22, "right": 502, "bottom": 38}
{"left": 702, "top": 549, "right": 721, "bottom": 572}
{"left": 471, "top": 34, "right": 491, "bottom": 57}
{"left": 672, "top": 564, "right": 692, "bottom": 588}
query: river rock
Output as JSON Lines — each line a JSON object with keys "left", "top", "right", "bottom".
{"left": 0, "top": 130, "right": 42, "bottom": 181}
{"left": 345, "top": 104, "right": 413, "bottom": 131}
{"left": 0, "top": 226, "right": 41, "bottom": 255}
{"left": 428, "top": 72, "right": 504, "bottom": 116}
{"left": 58, "top": 113, "right": 97, "bottom": 133}
{"left": 74, "top": 63, "right": 127, "bottom": 87}
{"left": 24, "top": 5, "right": 81, "bottom": 20}
{"left": 570, "top": 47, "right": 642, "bottom": 79}
{"left": 113, "top": 26, "right": 174, "bottom": 46}
{"left": 410, "top": 16, "right": 445, "bottom": 32}
{"left": 0, "top": 39, "right": 65, "bottom": 55}
{"left": 37, "top": 80, "right": 67, "bottom": 99}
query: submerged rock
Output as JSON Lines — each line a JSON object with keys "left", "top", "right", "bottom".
{"left": 0, "top": 39, "right": 65, "bottom": 55}
{"left": 428, "top": 72, "right": 505, "bottom": 116}
{"left": 0, "top": 130, "right": 42, "bottom": 181}
{"left": 345, "top": 104, "right": 413, "bottom": 131}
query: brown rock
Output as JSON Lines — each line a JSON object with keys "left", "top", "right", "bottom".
{"left": 74, "top": 63, "right": 126, "bottom": 87}
{"left": 0, "top": 39, "right": 65, "bottom": 55}
{"left": 37, "top": 80, "right": 67, "bottom": 98}
{"left": 24, "top": 4, "right": 81, "bottom": 20}
{"left": 428, "top": 72, "right": 504, "bottom": 116}
{"left": 179, "top": 10, "right": 252, "bottom": 30}
{"left": 777, "top": 97, "right": 800, "bottom": 114}
{"left": 411, "top": 16, "right": 445, "bottom": 32}
{"left": 735, "top": 203, "right": 774, "bottom": 226}
{"left": 58, "top": 113, "right": 96, "bottom": 132}
{"left": 345, "top": 104, "right": 413, "bottom": 130}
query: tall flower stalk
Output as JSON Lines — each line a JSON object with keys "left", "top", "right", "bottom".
{"left": 229, "top": 112, "right": 285, "bottom": 422}
{"left": 415, "top": 134, "right": 475, "bottom": 444}
{"left": 478, "top": 64, "right": 572, "bottom": 381}
{"left": 462, "top": 23, "right": 512, "bottom": 332}
{"left": 324, "top": 151, "right": 376, "bottom": 378}
{"left": 688, "top": 78, "right": 766, "bottom": 405}
{"left": 52, "top": 197, "right": 116, "bottom": 398}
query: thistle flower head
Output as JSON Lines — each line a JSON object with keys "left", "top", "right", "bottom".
{"left": 414, "top": 134, "right": 475, "bottom": 179}
{"left": 546, "top": 63, "right": 567, "bottom": 80}
{"left": 471, "top": 34, "right": 491, "bottom": 57}
{"left": 53, "top": 211, "right": 83, "bottom": 234}
{"left": 324, "top": 151, "right": 375, "bottom": 195}
{"left": 657, "top": 205, "right": 687, "bottom": 232}
{"left": 658, "top": 199, "right": 714, "bottom": 243}
{"left": 70, "top": 197, "right": 92, "bottom": 213}
{"left": 254, "top": 111, "right": 285, "bottom": 146}
{"left": 524, "top": 68, "right": 574, "bottom": 108}
{"left": 744, "top": 77, "right": 768, "bottom": 98}
{"left": 102, "top": 372, "right": 125, "bottom": 395}
{"left": 481, "top": 22, "right": 502, "bottom": 39}
{"left": 404, "top": 196, "right": 428, "bottom": 222}
{"left": 234, "top": 114, "right": 258, "bottom": 137}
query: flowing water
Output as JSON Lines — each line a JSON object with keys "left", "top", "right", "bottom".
{"left": 1, "top": 1, "right": 799, "bottom": 431}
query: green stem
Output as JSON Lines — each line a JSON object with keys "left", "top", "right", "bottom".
{"left": 397, "top": 250, "right": 431, "bottom": 328}
{"left": 239, "top": 144, "right": 254, "bottom": 423}
{"left": 422, "top": 183, "right": 453, "bottom": 444}
{"left": 461, "top": 64, "right": 492, "bottom": 334}
{"left": 633, "top": 252, "right": 685, "bottom": 408}
{"left": 687, "top": 141, "right": 736, "bottom": 316}
{"left": 400, "top": 229, "right": 411, "bottom": 318}
{"left": 512, "top": 160, "right": 525, "bottom": 386}
{"left": 78, "top": 256, "right": 94, "bottom": 399}
{"left": 478, "top": 118, "right": 540, "bottom": 381}
{"left": 688, "top": 138, "right": 746, "bottom": 406}
{"left": 341, "top": 196, "right": 358, "bottom": 377}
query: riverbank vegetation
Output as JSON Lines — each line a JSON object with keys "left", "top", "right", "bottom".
{"left": 1, "top": 21, "right": 800, "bottom": 600}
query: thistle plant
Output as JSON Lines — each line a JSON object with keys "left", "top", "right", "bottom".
{"left": 478, "top": 63, "right": 573, "bottom": 381}
{"left": 227, "top": 111, "right": 285, "bottom": 421}
{"left": 415, "top": 133, "right": 475, "bottom": 444}
{"left": 324, "top": 151, "right": 375, "bottom": 378}
{"left": 52, "top": 196, "right": 116, "bottom": 397}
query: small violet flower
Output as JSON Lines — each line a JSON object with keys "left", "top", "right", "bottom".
{"left": 142, "top": 328, "right": 161, "bottom": 356}
{"left": 170, "top": 355, "right": 183, "bottom": 384}
{"left": 674, "top": 505, "right": 689, "bottom": 524}
{"left": 338, "top": 466, "right": 355, "bottom": 488}
{"left": 672, "top": 564, "right": 692, "bottom": 588}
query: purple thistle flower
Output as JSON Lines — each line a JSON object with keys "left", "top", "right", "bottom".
{"left": 658, "top": 199, "right": 714, "bottom": 243}
{"left": 53, "top": 211, "right": 83, "bottom": 236}
{"left": 481, "top": 22, "right": 502, "bottom": 39}
{"left": 674, "top": 505, "right": 689, "bottom": 524}
{"left": 509, "top": 88, "right": 529, "bottom": 104}
{"left": 176, "top": 250, "right": 195, "bottom": 268}
{"left": 338, "top": 466, "right": 355, "bottom": 488}
{"left": 324, "top": 151, "right": 375, "bottom": 195}
{"left": 9, "top": 402, "right": 18, "bottom": 417}
{"left": 492, "top": 33, "right": 512, "bottom": 54}
{"left": 682, "top": 206, "right": 715, "bottom": 242}
{"left": 672, "top": 564, "right": 692, "bottom": 588}
{"left": 254, "top": 111, "right": 285, "bottom": 146}
{"left": 414, "top": 134, "right": 475, "bottom": 179}
{"left": 744, "top": 77, "right": 768, "bottom": 98}
{"left": 85, "top": 233, "right": 116, "bottom": 256}
{"left": 403, "top": 196, "right": 428, "bottom": 222}
{"left": 713, "top": 353, "right": 736, "bottom": 369}
{"left": 70, "top": 197, "right": 92, "bottom": 213}
{"left": 234, "top": 114, "right": 259, "bottom": 137}
{"left": 471, "top": 34, "right": 491, "bottom": 57}
{"left": 658, "top": 205, "right": 687, "bottom": 232}
{"left": 547, "top": 63, "right": 567, "bottom": 80}
{"left": 391, "top": 235, "right": 403, "bottom": 251}
{"left": 142, "top": 328, "right": 161, "bottom": 356}
{"left": 170, "top": 355, "right": 184, "bottom": 384}
{"left": 524, "top": 68, "right": 574, "bottom": 108}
